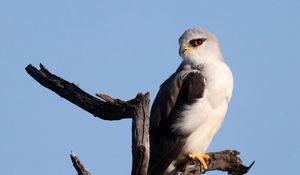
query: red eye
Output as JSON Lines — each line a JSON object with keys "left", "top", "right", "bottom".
{"left": 189, "top": 38, "right": 206, "bottom": 47}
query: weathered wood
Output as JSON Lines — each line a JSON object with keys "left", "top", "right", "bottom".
{"left": 26, "top": 64, "right": 150, "bottom": 175}
{"left": 25, "top": 64, "right": 133, "bottom": 120}
{"left": 177, "top": 150, "right": 255, "bottom": 175}
{"left": 25, "top": 64, "right": 254, "bottom": 175}
{"left": 70, "top": 152, "right": 91, "bottom": 175}
{"left": 131, "top": 93, "right": 150, "bottom": 175}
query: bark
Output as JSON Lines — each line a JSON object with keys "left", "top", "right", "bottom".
{"left": 70, "top": 152, "right": 91, "bottom": 175}
{"left": 177, "top": 150, "right": 255, "bottom": 175}
{"left": 25, "top": 64, "right": 149, "bottom": 175}
{"left": 25, "top": 64, "right": 254, "bottom": 175}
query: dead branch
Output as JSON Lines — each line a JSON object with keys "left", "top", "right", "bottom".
{"left": 25, "top": 64, "right": 134, "bottom": 120}
{"left": 25, "top": 64, "right": 253, "bottom": 175}
{"left": 25, "top": 64, "right": 150, "bottom": 175}
{"left": 70, "top": 152, "right": 91, "bottom": 175}
{"left": 177, "top": 150, "right": 254, "bottom": 175}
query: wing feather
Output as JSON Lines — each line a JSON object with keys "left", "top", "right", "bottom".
{"left": 149, "top": 64, "right": 205, "bottom": 175}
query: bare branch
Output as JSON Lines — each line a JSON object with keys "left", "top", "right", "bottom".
{"left": 25, "top": 64, "right": 137, "bottom": 120}
{"left": 95, "top": 93, "right": 116, "bottom": 105}
{"left": 70, "top": 152, "right": 91, "bottom": 175}
{"left": 177, "top": 150, "right": 254, "bottom": 175}
{"left": 26, "top": 64, "right": 150, "bottom": 175}
{"left": 131, "top": 93, "right": 150, "bottom": 175}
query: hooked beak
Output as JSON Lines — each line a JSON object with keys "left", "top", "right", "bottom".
{"left": 179, "top": 43, "right": 192, "bottom": 56}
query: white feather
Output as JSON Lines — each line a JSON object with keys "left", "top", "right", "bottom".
{"left": 173, "top": 62, "right": 233, "bottom": 155}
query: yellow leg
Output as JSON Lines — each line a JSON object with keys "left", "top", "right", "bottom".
{"left": 188, "top": 153, "right": 210, "bottom": 170}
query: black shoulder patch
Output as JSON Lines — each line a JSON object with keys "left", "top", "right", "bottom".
{"left": 179, "top": 71, "right": 205, "bottom": 105}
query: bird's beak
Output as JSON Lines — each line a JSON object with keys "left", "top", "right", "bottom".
{"left": 179, "top": 43, "right": 192, "bottom": 56}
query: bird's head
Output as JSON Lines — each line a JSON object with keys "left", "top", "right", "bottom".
{"left": 179, "top": 28, "right": 223, "bottom": 67}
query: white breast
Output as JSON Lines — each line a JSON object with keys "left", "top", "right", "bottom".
{"left": 173, "top": 62, "right": 233, "bottom": 155}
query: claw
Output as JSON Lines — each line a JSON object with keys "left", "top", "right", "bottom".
{"left": 188, "top": 153, "right": 210, "bottom": 170}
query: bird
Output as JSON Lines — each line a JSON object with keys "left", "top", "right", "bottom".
{"left": 148, "top": 28, "right": 233, "bottom": 175}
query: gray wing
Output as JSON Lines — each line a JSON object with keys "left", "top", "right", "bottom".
{"left": 149, "top": 64, "right": 206, "bottom": 175}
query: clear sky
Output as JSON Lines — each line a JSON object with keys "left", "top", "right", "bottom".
{"left": 1, "top": 0, "right": 300, "bottom": 174}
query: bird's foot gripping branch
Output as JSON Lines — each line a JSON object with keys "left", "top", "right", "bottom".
{"left": 25, "top": 64, "right": 254, "bottom": 175}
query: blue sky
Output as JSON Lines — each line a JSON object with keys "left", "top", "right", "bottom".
{"left": 1, "top": 0, "right": 300, "bottom": 174}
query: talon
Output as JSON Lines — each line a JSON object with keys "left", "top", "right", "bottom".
{"left": 188, "top": 153, "right": 210, "bottom": 170}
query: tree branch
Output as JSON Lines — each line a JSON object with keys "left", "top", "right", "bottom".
{"left": 131, "top": 93, "right": 150, "bottom": 175}
{"left": 25, "top": 64, "right": 138, "bottom": 120}
{"left": 177, "top": 150, "right": 255, "bottom": 175}
{"left": 25, "top": 64, "right": 150, "bottom": 175}
{"left": 25, "top": 64, "right": 253, "bottom": 175}
{"left": 70, "top": 152, "right": 91, "bottom": 175}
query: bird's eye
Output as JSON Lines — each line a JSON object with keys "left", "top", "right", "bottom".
{"left": 189, "top": 38, "right": 206, "bottom": 47}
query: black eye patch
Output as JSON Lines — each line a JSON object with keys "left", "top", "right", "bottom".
{"left": 189, "top": 38, "right": 207, "bottom": 47}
